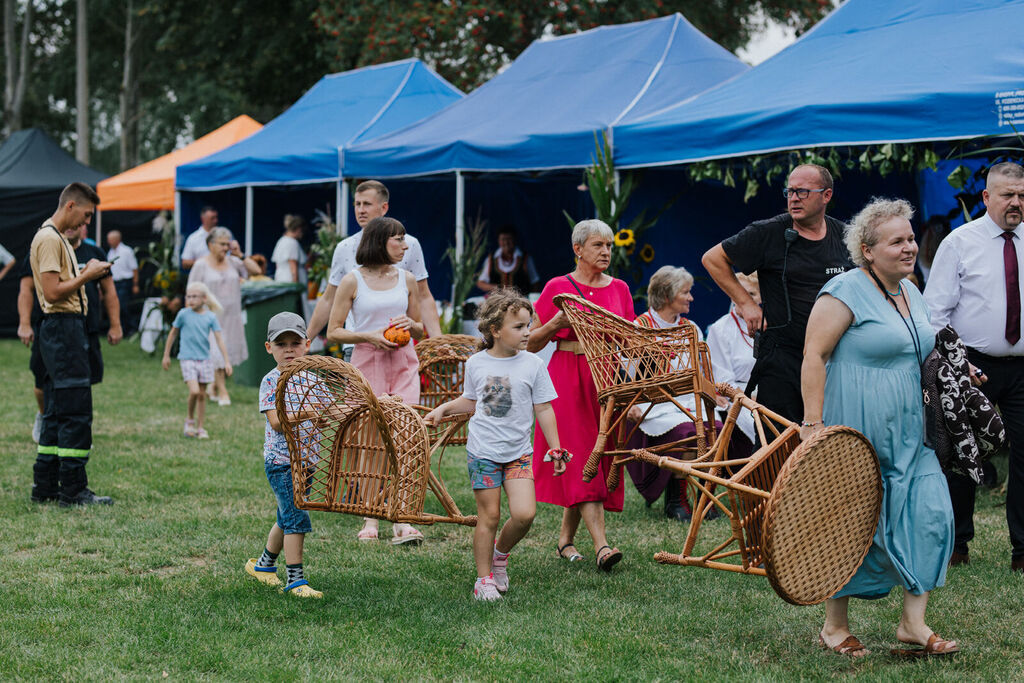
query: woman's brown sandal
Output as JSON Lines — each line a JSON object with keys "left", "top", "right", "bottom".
{"left": 819, "top": 633, "right": 870, "bottom": 657}
{"left": 890, "top": 633, "right": 959, "bottom": 658}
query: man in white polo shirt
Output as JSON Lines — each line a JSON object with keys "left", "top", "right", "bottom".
{"left": 306, "top": 180, "right": 442, "bottom": 345}
{"left": 181, "top": 206, "right": 228, "bottom": 269}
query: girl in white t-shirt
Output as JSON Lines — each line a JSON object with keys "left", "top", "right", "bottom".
{"left": 425, "top": 289, "right": 568, "bottom": 602}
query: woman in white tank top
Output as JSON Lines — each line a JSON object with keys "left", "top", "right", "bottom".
{"left": 327, "top": 217, "right": 425, "bottom": 544}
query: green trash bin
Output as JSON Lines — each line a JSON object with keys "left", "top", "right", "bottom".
{"left": 234, "top": 282, "right": 305, "bottom": 387}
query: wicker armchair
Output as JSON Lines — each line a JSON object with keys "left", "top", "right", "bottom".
{"left": 553, "top": 293, "right": 720, "bottom": 491}
{"left": 635, "top": 385, "right": 882, "bottom": 605}
{"left": 413, "top": 334, "right": 479, "bottom": 445}
{"left": 275, "top": 355, "right": 476, "bottom": 527}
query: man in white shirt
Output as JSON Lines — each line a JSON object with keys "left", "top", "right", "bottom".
{"left": 924, "top": 161, "right": 1024, "bottom": 574}
{"left": 306, "top": 180, "right": 442, "bottom": 341}
{"left": 106, "top": 230, "right": 139, "bottom": 334}
{"left": 0, "top": 241, "right": 15, "bottom": 282}
{"left": 181, "top": 206, "right": 226, "bottom": 269}
{"left": 271, "top": 215, "right": 307, "bottom": 284}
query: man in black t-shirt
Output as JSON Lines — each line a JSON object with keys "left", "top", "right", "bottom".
{"left": 67, "top": 224, "right": 123, "bottom": 383}
{"left": 702, "top": 164, "right": 853, "bottom": 423}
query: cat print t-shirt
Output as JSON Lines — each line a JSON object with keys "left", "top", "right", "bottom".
{"left": 462, "top": 350, "right": 557, "bottom": 462}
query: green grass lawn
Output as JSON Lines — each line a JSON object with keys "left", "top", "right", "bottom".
{"left": 1, "top": 339, "right": 1022, "bottom": 680}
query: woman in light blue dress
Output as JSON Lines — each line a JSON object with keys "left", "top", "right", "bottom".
{"left": 801, "top": 198, "right": 957, "bottom": 658}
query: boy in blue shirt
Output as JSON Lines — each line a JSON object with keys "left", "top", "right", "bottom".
{"left": 244, "top": 312, "right": 322, "bottom": 598}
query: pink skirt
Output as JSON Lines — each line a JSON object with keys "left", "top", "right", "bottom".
{"left": 350, "top": 343, "right": 420, "bottom": 405}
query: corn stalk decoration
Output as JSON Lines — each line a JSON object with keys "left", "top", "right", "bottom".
{"left": 443, "top": 209, "right": 488, "bottom": 334}
{"left": 566, "top": 131, "right": 678, "bottom": 284}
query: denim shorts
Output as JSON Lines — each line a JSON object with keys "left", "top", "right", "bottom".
{"left": 467, "top": 452, "right": 534, "bottom": 490}
{"left": 265, "top": 461, "right": 311, "bottom": 534}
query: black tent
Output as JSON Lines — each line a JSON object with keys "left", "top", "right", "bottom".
{"left": 0, "top": 129, "right": 149, "bottom": 336}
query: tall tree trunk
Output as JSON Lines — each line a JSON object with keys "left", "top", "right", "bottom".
{"left": 119, "top": 0, "right": 139, "bottom": 171}
{"left": 3, "top": 0, "right": 33, "bottom": 136}
{"left": 75, "top": 0, "right": 89, "bottom": 163}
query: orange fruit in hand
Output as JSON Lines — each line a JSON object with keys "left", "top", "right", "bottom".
{"left": 383, "top": 325, "right": 411, "bottom": 347}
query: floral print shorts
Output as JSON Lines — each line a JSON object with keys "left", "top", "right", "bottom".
{"left": 467, "top": 451, "right": 534, "bottom": 490}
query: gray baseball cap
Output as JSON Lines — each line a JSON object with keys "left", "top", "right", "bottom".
{"left": 267, "top": 312, "right": 307, "bottom": 341}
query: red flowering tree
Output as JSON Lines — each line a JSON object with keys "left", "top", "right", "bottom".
{"left": 312, "top": 0, "right": 834, "bottom": 92}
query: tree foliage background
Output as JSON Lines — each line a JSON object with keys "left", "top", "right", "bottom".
{"left": 1, "top": 0, "right": 832, "bottom": 174}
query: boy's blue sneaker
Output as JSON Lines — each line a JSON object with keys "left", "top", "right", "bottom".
{"left": 280, "top": 579, "right": 323, "bottom": 599}
{"left": 245, "top": 558, "right": 282, "bottom": 586}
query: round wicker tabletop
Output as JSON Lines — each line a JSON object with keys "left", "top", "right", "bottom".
{"left": 761, "top": 425, "right": 882, "bottom": 606}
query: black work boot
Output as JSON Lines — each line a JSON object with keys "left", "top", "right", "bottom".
{"left": 664, "top": 477, "right": 691, "bottom": 522}
{"left": 57, "top": 457, "right": 111, "bottom": 507}
{"left": 59, "top": 488, "right": 114, "bottom": 507}
{"left": 31, "top": 454, "right": 60, "bottom": 503}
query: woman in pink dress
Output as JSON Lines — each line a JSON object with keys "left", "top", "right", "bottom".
{"left": 529, "top": 219, "right": 635, "bottom": 571}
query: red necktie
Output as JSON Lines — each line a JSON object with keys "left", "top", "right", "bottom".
{"left": 1003, "top": 232, "right": 1020, "bottom": 345}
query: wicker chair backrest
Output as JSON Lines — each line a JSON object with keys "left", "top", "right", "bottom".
{"left": 415, "top": 334, "right": 479, "bottom": 446}
{"left": 276, "top": 355, "right": 431, "bottom": 521}
{"left": 553, "top": 293, "right": 708, "bottom": 404}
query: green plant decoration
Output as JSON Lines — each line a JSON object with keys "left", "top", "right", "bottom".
{"left": 443, "top": 209, "right": 488, "bottom": 334}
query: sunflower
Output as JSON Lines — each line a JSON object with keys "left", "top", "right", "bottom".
{"left": 614, "top": 228, "right": 635, "bottom": 247}
{"left": 639, "top": 244, "right": 655, "bottom": 263}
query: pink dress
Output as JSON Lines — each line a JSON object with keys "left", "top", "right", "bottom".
{"left": 533, "top": 275, "right": 635, "bottom": 511}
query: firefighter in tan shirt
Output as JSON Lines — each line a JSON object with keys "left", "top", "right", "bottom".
{"left": 29, "top": 182, "right": 113, "bottom": 506}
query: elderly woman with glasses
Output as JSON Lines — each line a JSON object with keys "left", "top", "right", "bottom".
{"left": 623, "top": 266, "right": 733, "bottom": 522}
{"left": 528, "top": 219, "right": 635, "bottom": 571}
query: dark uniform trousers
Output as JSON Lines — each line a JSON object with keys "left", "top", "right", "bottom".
{"left": 745, "top": 333, "right": 804, "bottom": 427}
{"left": 945, "top": 349, "right": 1024, "bottom": 561}
{"left": 33, "top": 314, "right": 93, "bottom": 502}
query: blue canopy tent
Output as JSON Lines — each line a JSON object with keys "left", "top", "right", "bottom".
{"left": 339, "top": 14, "right": 749, "bottom": 284}
{"left": 174, "top": 59, "right": 462, "bottom": 256}
{"left": 612, "top": 0, "right": 1024, "bottom": 168}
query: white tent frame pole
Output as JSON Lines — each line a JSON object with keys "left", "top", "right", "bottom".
{"left": 244, "top": 185, "right": 254, "bottom": 255}
{"left": 173, "top": 191, "right": 182, "bottom": 266}
{"left": 338, "top": 180, "right": 348, "bottom": 236}
{"left": 454, "top": 170, "right": 465, "bottom": 303}
{"left": 95, "top": 209, "right": 102, "bottom": 245}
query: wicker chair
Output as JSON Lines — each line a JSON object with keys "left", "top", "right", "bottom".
{"left": 634, "top": 385, "right": 882, "bottom": 605}
{"left": 413, "top": 334, "right": 479, "bottom": 445}
{"left": 553, "top": 293, "right": 720, "bottom": 491}
{"left": 275, "top": 355, "right": 476, "bottom": 527}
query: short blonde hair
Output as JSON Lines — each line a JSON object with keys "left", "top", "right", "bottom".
{"left": 845, "top": 198, "right": 915, "bottom": 267}
{"left": 186, "top": 281, "right": 223, "bottom": 313}
{"left": 646, "top": 266, "right": 693, "bottom": 311}
{"left": 571, "top": 219, "right": 614, "bottom": 248}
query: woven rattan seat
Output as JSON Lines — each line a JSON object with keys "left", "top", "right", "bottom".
{"left": 413, "top": 334, "right": 479, "bottom": 446}
{"left": 276, "top": 355, "right": 476, "bottom": 526}
{"left": 636, "top": 386, "right": 881, "bottom": 605}
{"left": 553, "top": 293, "right": 719, "bottom": 491}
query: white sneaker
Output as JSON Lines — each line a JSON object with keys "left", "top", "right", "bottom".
{"left": 473, "top": 575, "right": 501, "bottom": 602}
{"left": 32, "top": 412, "right": 42, "bottom": 443}
{"left": 491, "top": 554, "right": 509, "bottom": 593}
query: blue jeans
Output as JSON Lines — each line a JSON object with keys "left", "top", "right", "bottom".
{"left": 265, "top": 462, "right": 311, "bottom": 534}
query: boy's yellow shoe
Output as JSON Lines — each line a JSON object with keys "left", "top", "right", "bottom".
{"left": 245, "top": 558, "right": 282, "bottom": 586}
{"left": 280, "top": 579, "right": 323, "bottom": 599}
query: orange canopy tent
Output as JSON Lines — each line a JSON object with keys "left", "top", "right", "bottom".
{"left": 97, "top": 115, "right": 262, "bottom": 211}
